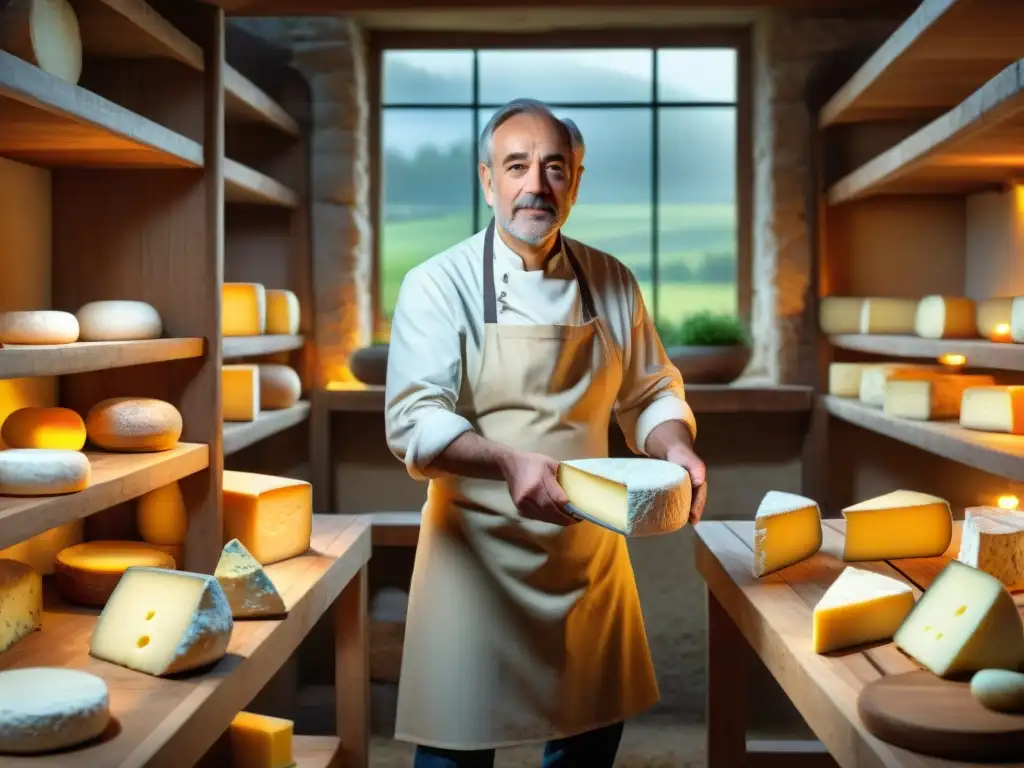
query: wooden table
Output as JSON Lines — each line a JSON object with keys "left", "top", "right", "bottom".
{"left": 694, "top": 519, "right": 1024, "bottom": 768}
{"left": 0, "top": 514, "right": 372, "bottom": 768}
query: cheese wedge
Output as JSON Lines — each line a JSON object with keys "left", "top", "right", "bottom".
{"left": 893, "top": 559, "right": 1024, "bottom": 678}
{"left": 223, "top": 471, "right": 312, "bottom": 565}
{"left": 0, "top": 559, "right": 41, "bottom": 653}
{"left": 860, "top": 298, "right": 917, "bottom": 334}
{"left": 958, "top": 507, "right": 1024, "bottom": 592}
{"left": 752, "top": 490, "right": 822, "bottom": 577}
{"left": 977, "top": 297, "right": 1016, "bottom": 339}
{"left": 915, "top": 296, "right": 977, "bottom": 339}
{"left": 960, "top": 386, "right": 1024, "bottom": 434}
{"left": 555, "top": 458, "right": 691, "bottom": 536}
{"left": 812, "top": 566, "right": 915, "bottom": 653}
{"left": 1, "top": 406, "right": 86, "bottom": 450}
{"left": 214, "top": 538, "right": 287, "bottom": 618}
{"left": 55, "top": 540, "right": 176, "bottom": 606}
{"left": 820, "top": 297, "right": 864, "bottom": 335}
{"left": 883, "top": 373, "right": 995, "bottom": 420}
{"left": 858, "top": 364, "right": 943, "bottom": 408}
{"left": 223, "top": 364, "right": 260, "bottom": 422}
{"left": 229, "top": 711, "right": 295, "bottom": 768}
{"left": 842, "top": 490, "right": 953, "bottom": 561}
{"left": 222, "top": 283, "right": 266, "bottom": 337}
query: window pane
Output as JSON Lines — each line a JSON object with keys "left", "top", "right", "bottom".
{"left": 656, "top": 107, "right": 737, "bottom": 327}
{"left": 477, "top": 49, "right": 653, "bottom": 104}
{"left": 657, "top": 48, "right": 736, "bottom": 103}
{"left": 382, "top": 50, "right": 474, "bottom": 105}
{"left": 381, "top": 108, "right": 475, "bottom": 319}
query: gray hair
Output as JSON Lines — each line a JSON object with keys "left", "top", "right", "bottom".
{"left": 478, "top": 98, "right": 586, "bottom": 172}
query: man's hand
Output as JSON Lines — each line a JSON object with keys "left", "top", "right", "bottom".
{"left": 645, "top": 420, "right": 708, "bottom": 524}
{"left": 499, "top": 450, "right": 579, "bottom": 527}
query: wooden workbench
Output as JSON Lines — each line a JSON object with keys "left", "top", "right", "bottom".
{"left": 694, "top": 518, "right": 1024, "bottom": 768}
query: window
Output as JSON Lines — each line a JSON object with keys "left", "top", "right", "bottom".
{"left": 376, "top": 41, "right": 745, "bottom": 335}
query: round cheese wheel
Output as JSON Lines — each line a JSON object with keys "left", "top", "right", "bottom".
{"left": 85, "top": 397, "right": 182, "bottom": 452}
{"left": 75, "top": 300, "right": 163, "bottom": 341}
{"left": 0, "top": 667, "right": 109, "bottom": 754}
{"left": 0, "top": 310, "right": 78, "bottom": 345}
{"left": 0, "top": 0, "right": 82, "bottom": 86}
{"left": 55, "top": 540, "right": 175, "bottom": 606}
{"left": 0, "top": 449, "right": 90, "bottom": 495}
{"left": 1, "top": 406, "right": 86, "bottom": 450}
{"left": 258, "top": 364, "right": 301, "bottom": 409}
{"left": 136, "top": 481, "right": 188, "bottom": 546}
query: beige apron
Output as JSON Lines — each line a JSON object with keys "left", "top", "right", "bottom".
{"left": 394, "top": 220, "right": 659, "bottom": 751}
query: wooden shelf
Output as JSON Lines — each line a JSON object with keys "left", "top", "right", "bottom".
{"left": 830, "top": 334, "right": 1024, "bottom": 370}
{"left": 820, "top": 0, "right": 1024, "bottom": 126}
{"left": 0, "top": 338, "right": 205, "bottom": 380}
{"left": 821, "top": 394, "right": 1024, "bottom": 481}
{"left": 225, "top": 65, "right": 300, "bottom": 136}
{"left": 74, "top": 0, "right": 204, "bottom": 69}
{"left": 0, "top": 515, "right": 370, "bottom": 768}
{"left": 293, "top": 736, "right": 342, "bottom": 768}
{"left": 829, "top": 60, "right": 1024, "bottom": 203}
{"left": 0, "top": 443, "right": 208, "bottom": 553}
{"left": 223, "top": 401, "right": 311, "bottom": 455}
{"left": 225, "top": 158, "right": 298, "bottom": 206}
{"left": 0, "top": 50, "right": 203, "bottom": 169}
{"left": 222, "top": 334, "right": 304, "bottom": 358}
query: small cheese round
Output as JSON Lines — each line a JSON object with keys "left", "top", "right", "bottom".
{"left": 85, "top": 397, "right": 182, "bottom": 452}
{"left": 136, "top": 481, "right": 188, "bottom": 546}
{"left": 0, "top": 667, "right": 109, "bottom": 754}
{"left": 0, "top": 311, "right": 79, "bottom": 345}
{"left": 75, "top": 300, "right": 163, "bottom": 341}
{"left": 0, "top": 449, "right": 90, "bottom": 495}
{"left": 1, "top": 406, "right": 86, "bottom": 450}
{"left": 258, "top": 364, "right": 302, "bottom": 409}
{"left": 971, "top": 668, "right": 1024, "bottom": 713}
{"left": 55, "top": 540, "right": 176, "bottom": 606}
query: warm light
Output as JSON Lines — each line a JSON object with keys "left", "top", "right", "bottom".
{"left": 938, "top": 353, "right": 966, "bottom": 367}
{"left": 991, "top": 323, "right": 1012, "bottom": 342}
{"left": 997, "top": 495, "right": 1019, "bottom": 510}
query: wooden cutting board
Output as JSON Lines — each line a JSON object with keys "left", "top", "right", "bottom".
{"left": 857, "top": 670, "right": 1024, "bottom": 761}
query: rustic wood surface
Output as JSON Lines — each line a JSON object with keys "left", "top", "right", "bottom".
{"left": 830, "top": 334, "right": 1024, "bottom": 371}
{"left": 223, "top": 400, "right": 311, "bottom": 455}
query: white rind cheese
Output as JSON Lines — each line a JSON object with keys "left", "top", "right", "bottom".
{"left": 0, "top": 310, "right": 78, "bottom": 345}
{"left": 828, "top": 362, "right": 875, "bottom": 398}
{"left": 215, "top": 538, "right": 287, "bottom": 618}
{"left": 0, "top": 0, "right": 83, "bottom": 85}
{"left": 1010, "top": 297, "right": 1024, "bottom": 343}
{"left": 0, "top": 667, "right": 109, "bottom": 754}
{"left": 970, "top": 668, "right": 1024, "bottom": 713}
{"left": 258, "top": 364, "right": 301, "bottom": 410}
{"left": 914, "top": 296, "right": 977, "bottom": 339}
{"left": 957, "top": 507, "right": 1024, "bottom": 592}
{"left": 75, "top": 300, "right": 162, "bottom": 341}
{"left": 0, "top": 449, "right": 90, "bottom": 495}
{"left": 85, "top": 397, "right": 182, "bottom": 452}
{"left": 883, "top": 373, "right": 995, "bottom": 421}
{"left": 858, "top": 364, "right": 942, "bottom": 408}
{"left": 753, "top": 490, "right": 822, "bottom": 577}
{"left": 556, "top": 458, "right": 691, "bottom": 536}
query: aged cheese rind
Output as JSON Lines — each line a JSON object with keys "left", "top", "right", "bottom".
{"left": 970, "top": 669, "right": 1024, "bottom": 713}
{"left": 258, "top": 364, "right": 301, "bottom": 410}
{"left": 0, "top": 668, "right": 109, "bottom": 754}
{"left": 883, "top": 373, "right": 995, "bottom": 421}
{"left": 860, "top": 298, "right": 917, "bottom": 334}
{"left": 136, "top": 481, "right": 188, "bottom": 546}
{"left": 222, "top": 283, "right": 267, "bottom": 337}
{"left": 75, "top": 300, "right": 162, "bottom": 341}
{"left": 1, "top": 406, "right": 86, "bottom": 450}
{"left": 914, "top": 296, "right": 977, "bottom": 339}
{"left": 977, "top": 297, "right": 1016, "bottom": 339}
{"left": 229, "top": 711, "right": 295, "bottom": 768}
{"left": 752, "top": 490, "right": 822, "bottom": 577}
{"left": 0, "top": 559, "right": 41, "bottom": 653}
{"left": 89, "top": 566, "right": 233, "bottom": 677}
{"left": 85, "top": 397, "right": 182, "bottom": 452}
{"left": 556, "top": 458, "right": 691, "bottom": 536}
{"left": 812, "top": 567, "right": 915, "bottom": 653}
{"left": 842, "top": 490, "right": 953, "bottom": 561}
{"left": 223, "top": 365, "right": 260, "bottom": 422}
{"left": 960, "top": 386, "right": 1024, "bottom": 434}
{"left": 957, "top": 507, "right": 1024, "bottom": 592}
{"left": 858, "top": 364, "right": 942, "bottom": 408}
{"left": 223, "top": 471, "right": 313, "bottom": 565}
{"left": 265, "top": 289, "right": 300, "bottom": 335}
{"left": 215, "top": 538, "right": 287, "bottom": 618}
{"left": 819, "top": 297, "right": 863, "bottom": 335}
{"left": 0, "top": 449, "right": 90, "bottom": 495}
{"left": 0, "top": 310, "right": 78, "bottom": 345}
{"left": 893, "top": 560, "right": 1024, "bottom": 678}
{"left": 55, "top": 540, "right": 176, "bottom": 606}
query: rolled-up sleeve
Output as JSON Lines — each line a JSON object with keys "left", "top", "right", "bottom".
{"left": 384, "top": 265, "right": 474, "bottom": 481}
{"left": 615, "top": 275, "right": 697, "bottom": 455}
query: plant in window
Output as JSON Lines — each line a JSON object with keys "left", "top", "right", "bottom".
{"left": 657, "top": 310, "right": 750, "bottom": 384}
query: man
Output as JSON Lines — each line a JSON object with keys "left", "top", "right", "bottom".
{"left": 384, "top": 97, "right": 707, "bottom": 768}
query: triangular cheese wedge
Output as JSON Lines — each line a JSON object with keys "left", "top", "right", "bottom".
{"left": 752, "top": 490, "right": 822, "bottom": 577}
{"left": 812, "top": 566, "right": 914, "bottom": 653}
{"left": 842, "top": 490, "right": 952, "bottom": 561}
{"left": 214, "top": 538, "right": 287, "bottom": 619}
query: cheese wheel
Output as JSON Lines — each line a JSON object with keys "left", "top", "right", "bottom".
{"left": 55, "top": 540, "right": 175, "bottom": 606}
{"left": 971, "top": 669, "right": 1024, "bottom": 713}
{"left": 0, "top": 667, "right": 109, "bottom": 754}
{"left": 136, "top": 481, "right": 188, "bottom": 546}
{"left": 0, "top": 449, "right": 90, "bottom": 495}
{"left": 85, "top": 397, "right": 182, "bottom": 452}
{"left": 266, "top": 289, "right": 300, "bottom": 335}
{"left": 258, "top": 364, "right": 301, "bottom": 409}
{"left": 75, "top": 300, "right": 162, "bottom": 341}
{"left": 1, "top": 406, "right": 86, "bottom": 450}
{"left": 0, "top": 0, "right": 83, "bottom": 85}
{"left": 0, "top": 310, "right": 78, "bottom": 345}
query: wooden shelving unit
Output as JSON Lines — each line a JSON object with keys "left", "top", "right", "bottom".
{"left": 829, "top": 334, "right": 1024, "bottom": 371}
{"left": 224, "top": 400, "right": 311, "bottom": 455}
{"left": 223, "top": 333, "right": 304, "bottom": 358}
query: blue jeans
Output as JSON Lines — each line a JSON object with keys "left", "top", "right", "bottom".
{"left": 412, "top": 721, "right": 625, "bottom": 768}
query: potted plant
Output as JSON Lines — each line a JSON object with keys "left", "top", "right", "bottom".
{"left": 657, "top": 310, "right": 751, "bottom": 384}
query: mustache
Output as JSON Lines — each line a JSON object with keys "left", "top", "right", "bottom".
{"left": 513, "top": 194, "right": 557, "bottom": 215}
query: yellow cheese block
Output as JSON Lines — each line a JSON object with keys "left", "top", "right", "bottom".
{"left": 229, "top": 711, "right": 294, "bottom": 768}
{"left": 0, "top": 520, "right": 82, "bottom": 575}
{"left": 223, "top": 365, "right": 260, "bottom": 422}
{"left": 894, "top": 560, "right": 1024, "bottom": 678}
{"left": 223, "top": 283, "right": 266, "bottom": 337}
{"left": 136, "top": 481, "right": 188, "bottom": 546}
{"left": 0, "top": 559, "right": 41, "bottom": 654}
{"left": 223, "top": 471, "right": 312, "bottom": 565}
{"left": 752, "top": 490, "right": 822, "bottom": 577}
{"left": 883, "top": 373, "right": 995, "bottom": 420}
{"left": 1, "top": 406, "right": 86, "bottom": 450}
{"left": 858, "top": 364, "right": 943, "bottom": 408}
{"left": 828, "top": 362, "right": 874, "bottom": 398}
{"left": 960, "top": 386, "right": 1024, "bottom": 434}
{"left": 976, "top": 297, "right": 1017, "bottom": 339}
{"left": 860, "top": 298, "right": 917, "bottom": 334}
{"left": 258, "top": 364, "right": 301, "bottom": 410}
{"left": 89, "top": 566, "right": 232, "bottom": 677}
{"left": 85, "top": 397, "right": 182, "bottom": 452}
{"left": 842, "top": 490, "right": 953, "bottom": 562}
{"left": 265, "top": 289, "right": 300, "bottom": 336}
{"left": 812, "top": 566, "right": 915, "bottom": 653}
{"left": 0, "top": 310, "right": 78, "bottom": 345}
{"left": 819, "top": 297, "right": 864, "bottom": 335}
{"left": 915, "top": 295, "right": 977, "bottom": 339}
{"left": 957, "top": 507, "right": 1024, "bottom": 592}
{"left": 55, "top": 540, "right": 176, "bottom": 606}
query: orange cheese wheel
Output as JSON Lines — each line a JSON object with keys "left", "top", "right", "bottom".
{"left": 55, "top": 541, "right": 175, "bottom": 606}
{"left": 1, "top": 407, "right": 86, "bottom": 450}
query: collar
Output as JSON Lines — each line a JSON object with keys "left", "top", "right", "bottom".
{"left": 491, "top": 225, "right": 570, "bottom": 276}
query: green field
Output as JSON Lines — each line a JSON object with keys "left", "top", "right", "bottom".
{"left": 380, "top": 202, "right": 737, "bottom": 325}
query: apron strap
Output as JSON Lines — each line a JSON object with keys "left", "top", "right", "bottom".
{"left": 482, "top": 217, "right": 598, "bottom": 325}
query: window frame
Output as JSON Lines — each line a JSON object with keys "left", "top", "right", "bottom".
{"left": 367, "top": 28, "right": 753, "bottom": 335}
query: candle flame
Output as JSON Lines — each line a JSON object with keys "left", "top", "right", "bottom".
{"left": 938, "top": 353, "right": 966, "bottom": 367}
{"left": 997, "top": 495, "right": 1019, "bottom": 510}
{"left": 992, "top": 323, "right": 1012, "bottom": 342}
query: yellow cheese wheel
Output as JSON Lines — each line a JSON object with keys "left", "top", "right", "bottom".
{"left": 54, "top": 540, "right": 175, "bottom": 606}
{"left": 136, "top": 481, "right": 188, "bottom": 546}
{"left": 85, "top": 397, "right": 182, "bottom": 452}
{"left": 0, "top": 310, "right": 78, "bottom": 345}
{"left": 0, "top": 449, "right": 90, "bottom": 495}
{"left": 75, "top": 300, "right": 162, "bottom": 341}
{"left": 258, "top": 364, "right": 301, "bottom": 410}
{"left": 1, "top": 406, "right": 86, "bottom": 450}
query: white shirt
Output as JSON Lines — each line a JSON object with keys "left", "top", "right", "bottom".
{"left": 384, "top": 226, "right": 698, "bottom": 481}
